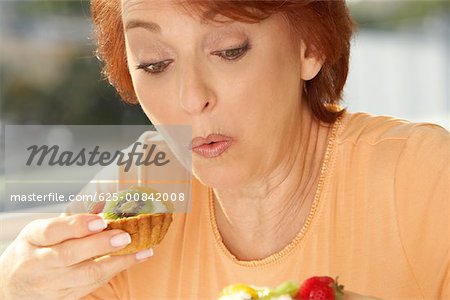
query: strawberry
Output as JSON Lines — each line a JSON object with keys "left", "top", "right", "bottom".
{"left": 294, "top": 276, "right": 345, "bottom": 300}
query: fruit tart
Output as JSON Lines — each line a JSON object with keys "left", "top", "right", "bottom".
{"left": 218, "top": 281, "right": 299, "bottom": 300}
{"left": 102, "top": 186, "right": 174, "bottom": 255}
{"left": 218, "top": 277, "right": 345, "bottom": 300}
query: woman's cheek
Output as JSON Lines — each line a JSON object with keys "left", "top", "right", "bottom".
{"left": 132, "top": 75, "right": 170, "bottom": 122}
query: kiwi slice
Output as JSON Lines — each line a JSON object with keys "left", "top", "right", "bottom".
{"left": 260, "top": 281, "right": 299, "bottom": 299}
{"left": 103, "top": 187, "right": 156, "bottom": 219}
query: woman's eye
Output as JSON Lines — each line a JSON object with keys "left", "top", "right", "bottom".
{"left": 136, "top": 60, "right": 172, "bottom": 74}
{"left": 135, "top": 43, "right": 250, "bottom": 75}
{"left": 213, "top": 43, "right": 250, "bottom": 61}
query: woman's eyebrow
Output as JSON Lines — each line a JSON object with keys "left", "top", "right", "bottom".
{"left": 124, "top": 8, "right": 230, "bottom": 34}
{"left": 125, "top": 20, "right": 161, "bottom": 34}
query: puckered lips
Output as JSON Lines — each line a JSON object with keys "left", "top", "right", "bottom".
{"left": 190, "top": 134, "right": 233, "bottom": 158}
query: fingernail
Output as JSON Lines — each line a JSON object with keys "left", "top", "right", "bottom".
{"left": 110, "top": 233, "right": 132, "bottom": 247}
{"left": 135, "top": 248, "right": 153, "bottom": 260}
{"left": 88, "top": 218, "right": 107, "bottom": 232}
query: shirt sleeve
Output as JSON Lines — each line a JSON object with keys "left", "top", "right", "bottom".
{"left": 394, "top": 123, "right": 449, "bottom": 299}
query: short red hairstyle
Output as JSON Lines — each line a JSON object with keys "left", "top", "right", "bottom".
{"left": 91, "top": 0, "right": 355, "bottom": 123}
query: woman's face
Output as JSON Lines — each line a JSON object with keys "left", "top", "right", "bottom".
{"left": 122, "top": 0, "right": 310, "bottom": 188}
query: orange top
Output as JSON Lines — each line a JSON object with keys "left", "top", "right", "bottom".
{"left": 82, "top": 111, "right": 449, "bottom": 300}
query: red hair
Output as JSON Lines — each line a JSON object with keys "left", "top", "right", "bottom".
{"left": 91, "top": 0, "right": 355, "bottom": 123}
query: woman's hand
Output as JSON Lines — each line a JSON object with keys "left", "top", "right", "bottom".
{"left": 0, "top": 214, "right": 152, "bottom": 300}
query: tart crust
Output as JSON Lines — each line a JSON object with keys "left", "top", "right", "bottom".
{"left": 106, "top": 213, "right": 173, "bottom": 255}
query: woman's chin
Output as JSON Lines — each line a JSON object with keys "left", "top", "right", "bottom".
{"left": 192, "top": 165, "right": 245, "bottom": 189}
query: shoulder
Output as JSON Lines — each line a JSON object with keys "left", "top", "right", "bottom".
{"left": 337, "top": 111, "right": 449, "bottom": 187}
{"left": 338, "top": 111, "right": 448, "bottom": 146}
{"left": 337, "top": 112, "right": 449, "bottom": 297}
{"left": 337, "top": 111, "right": 449, "bottom": 168}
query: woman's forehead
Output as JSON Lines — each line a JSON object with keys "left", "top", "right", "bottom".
{"left": 122, "top": 0, "right": 179, "bottom": 14}
{"left": 122, "top": 0, "right": 201, "bottom": 16}
{"left": 121, "top": 0, "right": 248, "bottom": 34}
{"left": 121, "top": 0, "right": 236, "bottom": 24}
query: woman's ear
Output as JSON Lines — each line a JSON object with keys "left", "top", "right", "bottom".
{"left": 299, "top": 41, "right": 324, "bottom": 81}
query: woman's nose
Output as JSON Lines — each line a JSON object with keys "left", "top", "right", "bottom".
{"left": 177, "top": 63, "right": 216, "bottom": 115}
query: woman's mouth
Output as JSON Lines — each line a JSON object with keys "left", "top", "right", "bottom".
{"left": 191, "top": 134, "right": 233, "bottom": 158}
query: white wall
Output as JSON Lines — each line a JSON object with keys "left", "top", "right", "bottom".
{"left": 344, "top": 25, "right": 449, "bottom": 129}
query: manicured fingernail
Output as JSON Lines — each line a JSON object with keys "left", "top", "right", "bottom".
{"left": 135, "top": 248, "right": 153, "bottom": 260}
{"left": 88, "top": 218, "right": 107, "bottom": 232}
{"left": 110, "top": 233, "right": 132, "bottom": 247}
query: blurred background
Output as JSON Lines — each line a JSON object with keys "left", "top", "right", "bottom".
{"left": 0, "top": 1, "right": 449, "bottom": 252}
{"left": 0, "top": 0, "right": 150, "bottom": 125}
{"left": 345, "top": 0, "right": 449, "bottom": 128}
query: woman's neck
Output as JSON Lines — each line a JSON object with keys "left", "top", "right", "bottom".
{"left": 212, "top": 106, "right": 333, "bottom": 261}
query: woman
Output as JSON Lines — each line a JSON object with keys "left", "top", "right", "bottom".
{"left": 0, "top": 0, "right": 448, "bottom": 299}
